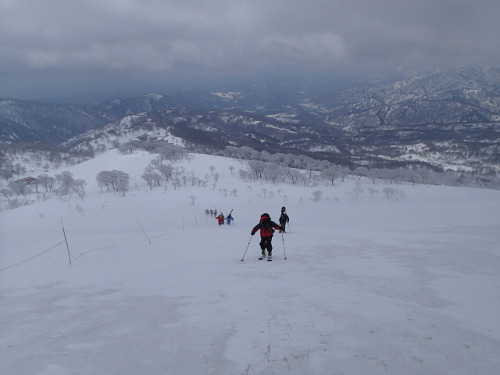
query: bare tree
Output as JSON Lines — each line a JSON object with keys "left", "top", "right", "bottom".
{"left": 141, "top": 165, "right": 163, "bottom": 189}
{"left": 114, "top": 171, "right": 130, "bottom": 196}
{"left": 97, "top": 170, "right": 130, "bottom": 195}
{"left": 72, "top": 179, "right": 87, "bottom": 200}
{"left": 96, "top": 171, "right": 112, "bottom": 192}
{"left": 213, "top": 172, "right": 220, "bottom": 185}
{"left": 382, "top": 187, "right": 405, "bottom": 201}
{"left": 158, "top": 164, "right": 173, "bottom": 181}
{"left": 311, "top": 190, "right": 323, "bottom": 202}
{"left": 263, "top": 163, "right": 283, "bottom": 183}
{"left": 8, "top": 180, "right": 27, "bottom": 196}
{"left": 55, "top": 171, "right": 75, "bottom": 196}
{"left": 320, "top": 167, "right": 338, "bottom": 186}
{"left": 1, "top": 187, "right": 14, "bottom": 201}
{"left": 248, "top": 160, "right": 266, "bottom": 179}
{"left": 285, "top": 168, "right": 302, "bottom": 185}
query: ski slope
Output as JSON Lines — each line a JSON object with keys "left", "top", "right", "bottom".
{"left": 1, "top": 150, "right": 499, "bottom": 375}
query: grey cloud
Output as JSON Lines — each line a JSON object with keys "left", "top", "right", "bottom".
{"left": 1, "top": 0, "right": 498, "bottom": 100}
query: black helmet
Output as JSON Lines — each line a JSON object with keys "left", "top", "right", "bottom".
{"left": 281, "top": 206, "right": 286, "bottom": 211}
{"left": 261, "top": 213, "right": 270, "bottom": 218}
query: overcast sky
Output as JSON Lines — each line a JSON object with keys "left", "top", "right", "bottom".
{"left": 1, "top": 0, "right": 499, "bottom": 102}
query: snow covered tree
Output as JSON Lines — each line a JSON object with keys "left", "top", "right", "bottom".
{"left": 158, "top": 164, "right": 174, "bottom": 181}
{"left": 8, "top": 180, "right": 27, "bottom": 196}
{"left": 142, "top": 166, "right": 162, "bottom": 189}
{"left": 239, "top": 146, "right": 259, "bottom": 160}
{"left": 96, "top": 171, "right": 112, "bottom": 192}
{"left": 118, "top": 140, "right": 141, "bottom": 154}
{"left": 71, "top": 179, "right": 87, "bottom": 200}
{"left": 97, "top": 170, "right": 130, "bottom": 195}
{"left": 1, "top": 187, "right": 14, "bottom": 201}
{"left": 156, "top": 143, "right": 186, "bottom": 162}
{"left": 285, "top": 168, "right": 302, "bottom": 185}
{"left": 320, "top": 167, "right": 339, "bottom": 186}
{"left": 248, "top": 160, "right": 267, "bottom": 179}
{"left": 37, "top": 174, "right": 56, "bottom": 192}
{"left": 263, "top": 163, "right": 284, "bottom": 184}
{"left": 114, "top": 171, "right": 130, "bottom": 196}
{"left": 55, "top": 171, "right": 75, "bottom": 196}
{"left": 311, "top": 190, "right": 323, "bottom": 202}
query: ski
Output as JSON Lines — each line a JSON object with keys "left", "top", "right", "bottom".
{"left": 259, "top": 254, "right": 273, "bottom": 262}
{"left": 258, "top": 254, "right": 273, "bottom": 261}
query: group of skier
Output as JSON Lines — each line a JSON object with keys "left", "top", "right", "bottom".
{"left": 216, "top": 212, "right": 233, "bottom": 225}
{"left": 209, "top": 206, "right": 290, "bottom": 261}
{"left": 250, "top": 206, "right": 289, "bottom": 261}
{"left": 206, "top": 209, "right": 234, "bottom": 225}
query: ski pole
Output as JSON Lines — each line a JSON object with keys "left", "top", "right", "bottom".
{"left": 281, "top": 232, "right": 287, "bottom": 260}
{"left": 241, "top": 236, "right": 253, "bottom": 261}
{"left": 287, "top": 222, "right": 292, "bottom": 233}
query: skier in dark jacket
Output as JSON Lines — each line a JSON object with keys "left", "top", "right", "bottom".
{"left": 251, "top": 213, "right": 283, "bottom": 261}
{"left": 279, "top": 206, "right": 289, "bottom": 233}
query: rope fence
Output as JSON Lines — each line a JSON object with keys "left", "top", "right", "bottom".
{"left": 153, "top": 225, "right": 184, "bottom": 238}
{"left": 0, "top": 240, "right": 65, "bottom": 272}
{"left": 73, "top": 244, "right": 117, "bottom": 260}
{"left": 1, "top": 214, "right": 209, "bottom": 271}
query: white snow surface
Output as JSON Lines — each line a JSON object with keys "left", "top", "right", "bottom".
{"left": 1, "top": 149, "right": 500, "bottom": 375}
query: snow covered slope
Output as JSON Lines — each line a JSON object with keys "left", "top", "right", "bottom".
{"left": 1, "top": 150, "right": 499, "bottom": 374}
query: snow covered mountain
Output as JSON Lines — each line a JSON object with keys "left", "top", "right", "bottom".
{"left": 0, "top": 99, "right": 106, "bottom": 145}
{"left": 1, "top": 67, "right": 499, "bottom": 178}
{"left": 0, "top": 94, "right": 175, "bottom": 145}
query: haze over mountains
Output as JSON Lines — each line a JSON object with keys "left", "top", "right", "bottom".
{"left": 1, "top": 67, "right": 499, "bottom": 184}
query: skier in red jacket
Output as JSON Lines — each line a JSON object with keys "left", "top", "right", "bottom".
{"left": 251, "top": 213, "right": 283, "bottom": 261}
{"left": 216, "top": 213, "right": 225, "bottom": 225}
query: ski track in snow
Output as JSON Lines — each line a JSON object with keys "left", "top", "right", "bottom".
{"left": 1, "top": 150, "right": 499, "bottom": 375}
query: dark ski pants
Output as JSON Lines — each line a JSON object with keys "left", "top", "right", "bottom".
{"left": 279, "top": 220, "right": 286, "bottom": 232}
{"left": 259, "top": 237, "right": 273, "bottom": 254}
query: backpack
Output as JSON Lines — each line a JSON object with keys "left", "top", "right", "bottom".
{"left": 259, "top": 214, "right": 275, "bottom": 237}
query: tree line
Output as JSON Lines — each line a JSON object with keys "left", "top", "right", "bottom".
{"left": 1, "top": 139, "right": 498, "bottom": 211}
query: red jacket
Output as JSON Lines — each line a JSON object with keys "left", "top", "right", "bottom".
{"left": 251, "top": 217, "right": 282, "bottom": 238}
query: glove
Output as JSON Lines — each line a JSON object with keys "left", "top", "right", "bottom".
{"left": 251, "top": 231, "right": 255, "bottom": 235}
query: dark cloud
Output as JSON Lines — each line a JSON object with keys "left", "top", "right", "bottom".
{"left": 1, "top": 0, "right": 498, "bottom": 101}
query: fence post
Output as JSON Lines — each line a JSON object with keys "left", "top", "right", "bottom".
{"left": 60, "top": 218, "right": 72, "bottom": 265}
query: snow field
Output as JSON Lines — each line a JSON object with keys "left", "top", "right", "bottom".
{"left": 1, "top": 150, "right": 499, "bottom": 375}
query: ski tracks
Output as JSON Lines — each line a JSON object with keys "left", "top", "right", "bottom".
{"left": 246, "top": 289, "right": 315, "bottom": 374}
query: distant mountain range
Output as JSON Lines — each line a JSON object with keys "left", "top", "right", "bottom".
{"left": 1, "top": 67, "right": 499, "bottom": 175}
